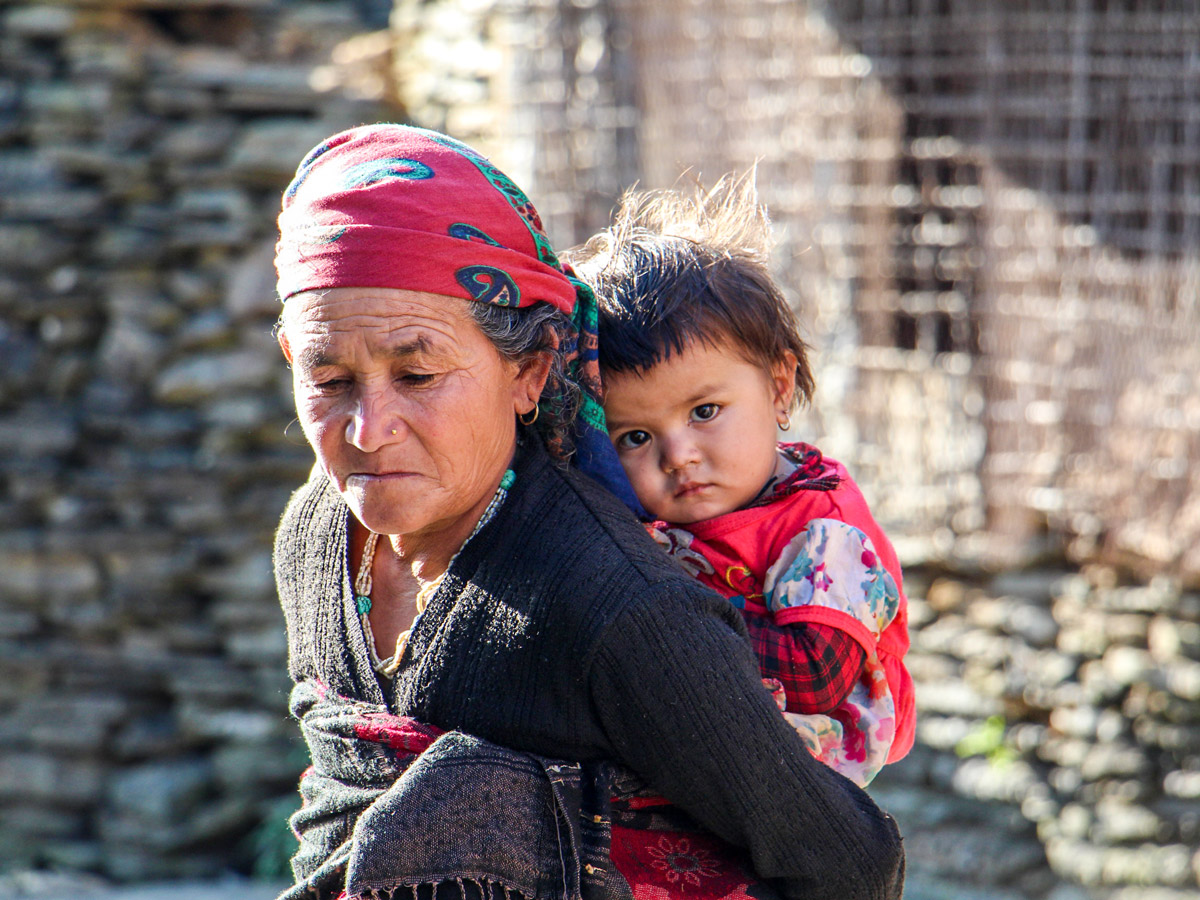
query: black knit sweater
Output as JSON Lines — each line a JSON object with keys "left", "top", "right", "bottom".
{"left": 274, "top": 440, "right": 904, "bottom": 900}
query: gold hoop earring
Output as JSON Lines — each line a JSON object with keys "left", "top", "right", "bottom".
{"left": 778, "top": 411, "right": 792, "bottom": 431}
{"left": 518, "top": 406, "right": 539, "bottom": 426}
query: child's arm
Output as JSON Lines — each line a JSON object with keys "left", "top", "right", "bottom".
{"left": 740, "top": 612, "right": 867, "bottom": 713}
{"left": 759, "top": 516, "right": 907, "bottom": 785}
{"left": 763, "top": 517, "right": 902, "bottom": 650}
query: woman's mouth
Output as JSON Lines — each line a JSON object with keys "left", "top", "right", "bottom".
{"left": 347, "top": 471, "right": 418, "bottom": 485}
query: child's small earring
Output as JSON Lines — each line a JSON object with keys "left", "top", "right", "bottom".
{"left": 777, "top": 410, "right": 792, "bottom": 431}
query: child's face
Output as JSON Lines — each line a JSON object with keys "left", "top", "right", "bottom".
{"left": 603, "top": 339, "right": 795, "bottom": 524}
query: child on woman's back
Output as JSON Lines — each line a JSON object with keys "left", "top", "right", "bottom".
{"left": 570, "top": 176, "right": 914, "bottom": 786}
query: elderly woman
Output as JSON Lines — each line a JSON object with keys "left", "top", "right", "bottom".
{"left": 272, "top": 124, "right": 903, "bottom": 900}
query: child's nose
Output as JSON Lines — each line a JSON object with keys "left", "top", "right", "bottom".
{"left": 660, "top": 432, "right": 700, "bottom": 473}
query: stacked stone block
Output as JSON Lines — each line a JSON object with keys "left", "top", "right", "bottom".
{"left": 0, "top": 0, "right": 388, "bottom": 879}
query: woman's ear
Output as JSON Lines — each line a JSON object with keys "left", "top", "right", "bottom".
{"left": 278, "top": 327, "right": 294, "bottom": 365}
{"left": 514, "top": 351, "right": 553, "bottom": 414}
{"left": 771, "top": 350, "right": 798, "bottom": 411}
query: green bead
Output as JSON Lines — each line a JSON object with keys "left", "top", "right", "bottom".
{"left": 500, "top": 468, "right": 515, "bottom": 490}
{"left": 356, "top": 594, "right": 372, "bottom": 615}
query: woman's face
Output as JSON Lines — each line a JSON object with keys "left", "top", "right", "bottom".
{"left": 279, "top": 287, "right": 544, "bottom": 543}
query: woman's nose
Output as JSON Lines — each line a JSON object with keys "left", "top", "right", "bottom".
{"left": 344, "top": 389, "right": 401, "bottom": 452}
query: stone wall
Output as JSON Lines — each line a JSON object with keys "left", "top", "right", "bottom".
{"left": 0, "top": 0, "right": 390, "bottom": 879}
{"left": 874, "top": 564, "right": 1200, "bottom": 899}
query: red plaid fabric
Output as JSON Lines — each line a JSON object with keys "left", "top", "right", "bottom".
{"left": 741, "top": 610, "right": 866, "bottom": 714}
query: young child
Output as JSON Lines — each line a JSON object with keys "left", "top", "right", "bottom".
{"left": 569, "top": 175, "right": 914, "bottom": 787}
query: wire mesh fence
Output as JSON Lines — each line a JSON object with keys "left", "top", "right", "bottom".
{"left": 404, "top": 0, "right": 1200, "bottom": 580}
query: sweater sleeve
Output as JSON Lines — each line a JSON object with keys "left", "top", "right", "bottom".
{"left": 587, "top": 585, "right": 904, "bottom": 900}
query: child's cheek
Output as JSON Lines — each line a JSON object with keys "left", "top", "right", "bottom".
{"left": 622, "top": 458, "right": 663, "bottom": 514}
{"left": 617, "top": 455, "right": 643, "bottom": 483}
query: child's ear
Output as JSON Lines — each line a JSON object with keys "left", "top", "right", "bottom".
{"left": 771, "top": 350, "right": 798, "bottom": 411}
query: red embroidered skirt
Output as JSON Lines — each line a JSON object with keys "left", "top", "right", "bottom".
{"left": 608, "top": 792, "right": 783, "bottom": 900}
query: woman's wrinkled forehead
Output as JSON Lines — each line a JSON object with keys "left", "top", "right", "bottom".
{"left": 279, "top": 287, "right": 485, "bottom": 370}
{"left": 274, "top": 124, "right": 577, "bottom": 315}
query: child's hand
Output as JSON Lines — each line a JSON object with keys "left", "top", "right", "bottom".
{"left": 648, "top": 525, "right": 715, "bottom": 579}
{"left": 761, "top": 677, "right": 787, "bottom": 711}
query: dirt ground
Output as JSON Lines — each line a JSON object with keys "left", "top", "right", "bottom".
{"left": 0, "top": 873, "right": 288, "bottom": 900}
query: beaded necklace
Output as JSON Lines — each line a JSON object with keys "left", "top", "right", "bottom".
{"left": 354, "top": 468, "right": 515, "bottom": 677}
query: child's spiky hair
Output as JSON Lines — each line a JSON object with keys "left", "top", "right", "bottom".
{"left": 566, "top": 171, "right": 814, "bottom": 408}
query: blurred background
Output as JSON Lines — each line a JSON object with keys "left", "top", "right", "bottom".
{"left": 1, "top": 0, "right": 1197, "bottom": 897}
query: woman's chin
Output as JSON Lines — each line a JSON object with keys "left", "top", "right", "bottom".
{"left": 340, "top": 481, "right": 430, "bottom": 537}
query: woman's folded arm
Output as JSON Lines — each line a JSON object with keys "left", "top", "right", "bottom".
{"left": 588, "top": 584, "right": 904, "bottom": 900}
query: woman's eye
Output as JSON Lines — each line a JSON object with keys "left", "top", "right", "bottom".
{"left": 399, "top": 373, "right": 436, "bottom": 386}
{"left": 616, "top": 430, "right": 650, "bottom": 450}
{"left": 692, "top": 403, "right": 719, "bottom": 422}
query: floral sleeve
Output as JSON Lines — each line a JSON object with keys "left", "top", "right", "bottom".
{"left": 761, "top": 518, "right": 902, "bottom": 786}
{"left": 763, "top": 518, "right": 901, "bottom": 642}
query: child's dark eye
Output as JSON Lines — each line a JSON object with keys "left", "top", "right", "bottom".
{"left": 691, "top": 403, "right": 719, "bottom": 422}
{"left": 616, "top": 430, "right": 651, "bottom": 450}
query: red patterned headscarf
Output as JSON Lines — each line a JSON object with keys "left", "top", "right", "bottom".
{"left": 276, "top": 125, "right": 572, "bottom": 311}
{"left": 274, "top": 124, "right": 644, "bottom": 515}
